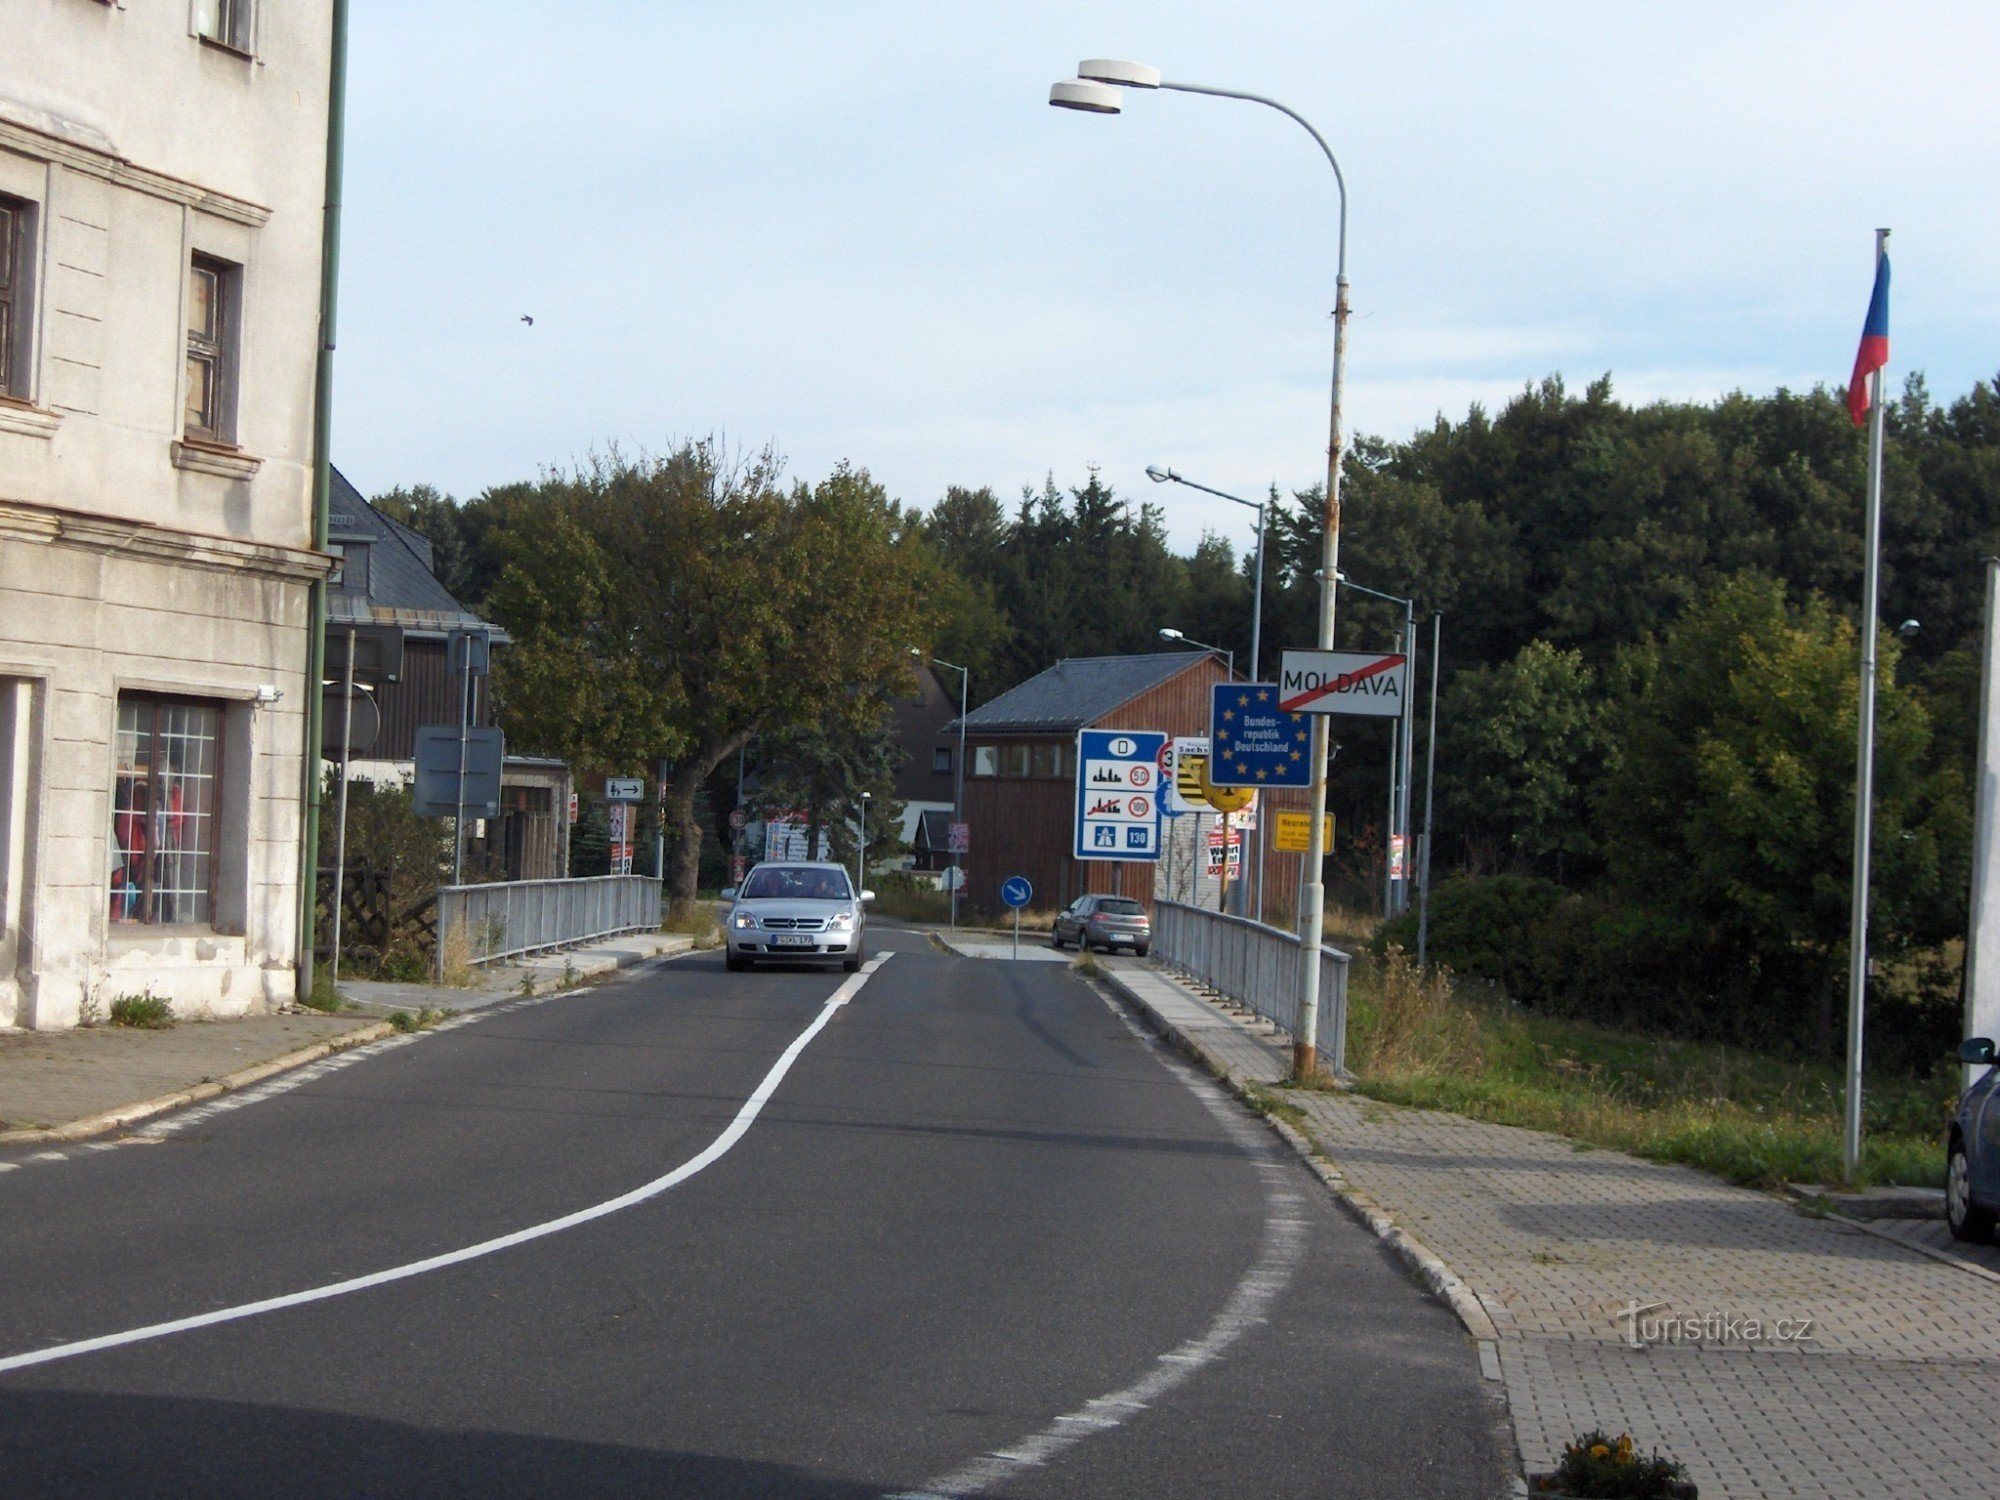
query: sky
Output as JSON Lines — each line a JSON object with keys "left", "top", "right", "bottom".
{"left": 332, "top": 1, "right": 2000, "bottom": 554}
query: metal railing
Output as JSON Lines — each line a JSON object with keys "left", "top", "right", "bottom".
{"left": 1150, "top": 899, "right": 1352, "bottom": 1074}
{"left": 435, "top": 875, "right": 662, "bottom": 966}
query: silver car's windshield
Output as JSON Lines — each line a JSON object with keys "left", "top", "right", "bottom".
{"left": 741, "top": 866, "right": 852, "bottom": 901}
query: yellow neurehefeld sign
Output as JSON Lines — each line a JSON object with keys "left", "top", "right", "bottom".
{"left": 1273, "top": 811, "right": 1334, "bottom": 853}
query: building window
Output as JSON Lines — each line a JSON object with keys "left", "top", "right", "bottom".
{"left": 1031, "top": 743, "right": 1065, "bottom": 778}
{"left": 1001, "top": 744, "right": 1029, "bottom": 778}
{"left": 932, "top": 746, "right": 952, "bottom": 774}
{"left": 0, "top": 196, "right": 27, "bottom": 399}
{"left": 111, "top": 696, "right": 221, "bottom": 927}
{"left": 328, "top": 540, "right": 370, "bottom": 595}
{"left": 971, "top": 745, "right": 998, "bottom": 778}
{"left": 185, "top": 254, "right": 238, "bottom": 443}
{"left": 194, "top": 0, "right": 253, "bottom": 52}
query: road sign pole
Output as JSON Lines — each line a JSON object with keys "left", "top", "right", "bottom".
{"left": 1218, "top": 811, "right": 1231, "bottom": 914}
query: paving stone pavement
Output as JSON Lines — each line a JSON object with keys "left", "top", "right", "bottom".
{"left": 1099, "top": 955, "right": 2000, "bottom": 1500}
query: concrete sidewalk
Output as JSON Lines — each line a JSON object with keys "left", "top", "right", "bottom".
{"left": 1021, "top": 945, "right": 2000, "bottom": 1500}
{"left": 0, "top": 931, "right": 698, "bottom": 1145}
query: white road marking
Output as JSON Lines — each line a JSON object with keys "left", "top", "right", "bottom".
{"left": 0, "top": 954, "right": 894, "bottom": 1376}
{"left": 885, "top": 1016, "right": 1310, "bottom": 1500}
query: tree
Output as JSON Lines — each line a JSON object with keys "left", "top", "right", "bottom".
{"left": 1437, "top": 641, "right": 1604, "bottom": 874}
{"left": 1595, "top": 572, "right": 1962, "bottom": 1050}
{"left": 752, "top": 710, "right": 907, "bottom": 877}
{"left": 481, "top": 444, "right": 942, "bottom": 911}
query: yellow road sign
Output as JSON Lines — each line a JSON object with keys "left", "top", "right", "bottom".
{"left": 1272, "top": 811, "right": 1334, "bottom": 853}
{"left": 1197, "top": 760, "right": 1255, "bottom": 814}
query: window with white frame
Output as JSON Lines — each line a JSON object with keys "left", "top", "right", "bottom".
{"left": 185, "top": 254, "right": 239, "bottom": 443}
{"left": 0, "top": 195, "right": 28, "bottom": 399}
{"left": 194, "top": 0, "right": 253, "bottom": 53}
{"left": 111, "top": 696, "right": 222, "bottom": 927}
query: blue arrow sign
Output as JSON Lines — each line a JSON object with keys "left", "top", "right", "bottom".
{"left": 1209, "top": 684, "right": 1313, "bottom": 789}
{"left": 1000, "top": 876, "right": 1033, "bottom": 909}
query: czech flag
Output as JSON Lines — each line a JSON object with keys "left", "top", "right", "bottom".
{"left": 1847, "top": 254, "right": 1891, "bottom": 426}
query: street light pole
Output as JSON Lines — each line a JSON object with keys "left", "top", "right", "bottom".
{"left": 1417, "top": 611, "right": 1442, "bottom": 967}
{"left": 1335, "top": 572, "right": 1415, "bottom": 915}
{"left": 1054, "top": 58, "right": 1349, "bottom": 1081}
{"left": 1149, "top": 465, "right": 1272, "bottom": 923}
{"left": 1146, "top": 467, "right": 1265, "bottom": 681}
{"left": 1156, "top": 626, "right": 1233, "bottom": 680}
{"left": 857, "top": 790, "right": 871, "bottom": 894}
{"left": 914, "top": 650, "right": 970, "bottom": 930}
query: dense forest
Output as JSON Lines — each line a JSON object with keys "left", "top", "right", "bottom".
{"left": 373, "top": 370, "right": 2000, "bottom": 1062}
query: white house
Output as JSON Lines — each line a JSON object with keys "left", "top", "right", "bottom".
{"left": 0, "top": 2, "right": 335, "bottom": 1027}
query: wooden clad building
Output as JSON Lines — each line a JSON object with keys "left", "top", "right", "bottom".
{"left": 945, "top": 653, "right": 1310, "bottom": 920}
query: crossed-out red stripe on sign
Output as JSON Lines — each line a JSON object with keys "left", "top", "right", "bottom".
{"left": 1277, "top": 656, "right": 1400, "bottom": 713}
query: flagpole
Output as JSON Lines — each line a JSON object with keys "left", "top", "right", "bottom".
{"left": 1843, "top": 225, "right": 1891, "bottom": 1185}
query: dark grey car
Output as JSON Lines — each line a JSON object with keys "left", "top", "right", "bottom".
{"left": 1050, "top": 894, "right": 1150, "bottom": 956}
{"left": 1948, "top": 1035, "right": 2000, "bottom": 1242}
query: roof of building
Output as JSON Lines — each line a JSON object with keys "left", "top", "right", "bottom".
{"left": 947, "top": 652, "right": 1215, "bottom": 735}
{"left": 326, "top": 467, "right": 503, "bottom": 639}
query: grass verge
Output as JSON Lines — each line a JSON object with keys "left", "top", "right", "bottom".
{"left": 1341, "top": 947, "right": 1954, "bottom": 1190}
{"left": 662, "top": 904, "right": 722, "bottom": 949}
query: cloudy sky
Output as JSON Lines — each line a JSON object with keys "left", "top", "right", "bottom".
{"left": 332, "top": 1, "right": 2000, "bottom": 552}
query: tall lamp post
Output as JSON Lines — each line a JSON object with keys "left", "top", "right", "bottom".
{"left": 1151, "top": 465, "right": 1272, "bottom": 921}
{"left": 1145, "top": 467, "right": 1265, "bottom": 683}
{"left": 1160, "top": 627, "right": 1241, "bottom": 913}
{"left": 1157, "top": 626, "right": 1233, "bottom": 678}
{"left": 1335, "top": 572, "right": 1415, "bottom": 916}
{"left": 913, "top": 648, "right": 970, "bottom": 930}
{"left": 1053, "top": 58, "right": 1349, "bottom": 1082}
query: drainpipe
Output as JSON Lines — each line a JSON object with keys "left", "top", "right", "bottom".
{"left": 297, "top": 0, "right": 349, "bottom": 1003}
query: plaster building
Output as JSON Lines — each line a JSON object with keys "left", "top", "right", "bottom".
{"left": 0, "top": 3, "right": 335, "bottom": 1027}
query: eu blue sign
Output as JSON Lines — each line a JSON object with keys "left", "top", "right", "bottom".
{"left": 1001, "top": 876, "right": 1033, "bottom": 909}
{"left": 1208, "top": 685, "right": 1312, "bottom": 789}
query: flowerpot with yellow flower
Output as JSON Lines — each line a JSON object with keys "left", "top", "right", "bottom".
{"left": 1528, "top": 1430, "right": 1696, "bottom": 1499}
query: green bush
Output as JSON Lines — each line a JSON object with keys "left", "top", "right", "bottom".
{"left": 866, "top": 871, "right": 953, "bottom": 923}
{"left": 1379, "top": 874, "right": 1565, "bottom": 1001}
{"left": 109, "top": 993, "right": 174, "bottom": 1029}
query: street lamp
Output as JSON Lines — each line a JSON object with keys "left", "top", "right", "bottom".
{"left": 1334, "top": 571, "right": 1416, "bottom": 917}
{"left": 857, "top": 790, "right": 871, "bottom": 894}
{"left": 1157, "top": 626, "right": 1233, "bottom": 678}
{"left": 1146, "top": 466, "right": 1265, "bottom": 683}
{"left": 912, "top": 647, "right": 969, "bottom": 930}
{"left": 1055, "top": 58, "right": 1351, "bottom": 1081}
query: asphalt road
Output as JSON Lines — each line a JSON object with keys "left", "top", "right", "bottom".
{"left": 0, "top": 941, "right": 1507, "bottom": 1498}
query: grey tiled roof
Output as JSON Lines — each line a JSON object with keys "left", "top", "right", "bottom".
{"left": 948, "top": 653, "right": 1208, "bottom": 735}
{"left": 326, "top": 467, "right": 501, "bottom": 638}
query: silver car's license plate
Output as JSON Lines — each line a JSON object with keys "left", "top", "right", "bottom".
{"left": 772, "top": 934, "right": 815, "bottom": 948}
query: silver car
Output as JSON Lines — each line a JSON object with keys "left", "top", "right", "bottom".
{"left": 1050, "top": 894, "right": 1151, "bottom": 956}
{"left": 723, "top": 861, "right": 870, "bottom": 973}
